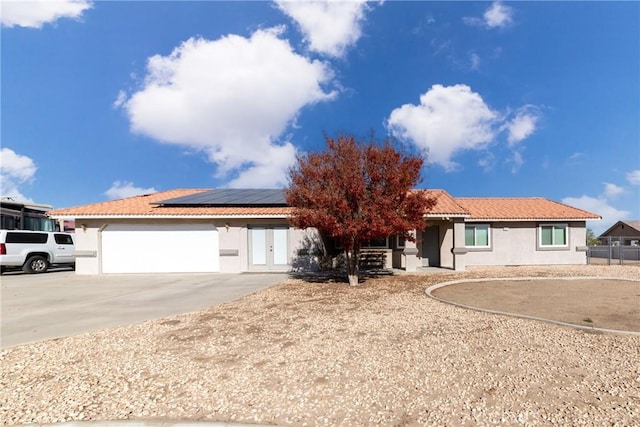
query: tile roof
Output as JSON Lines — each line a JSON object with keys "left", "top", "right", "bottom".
{"left": 455, "top": 197, "right": 601, "bottom": 221}
{"left": 49, "top": 189, "right": 601, "bottom": 221}
{"left": 49, "top": 189, "right": 293, "bottom": 218}
{"left": 417, "top": 189, "right": 469, "bottom": 217}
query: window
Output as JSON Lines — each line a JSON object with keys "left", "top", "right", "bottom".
{"left": 6, "top": 232, "right": 48, "bottom": 244}
{"left": 396, "top": 235, "right": 406, "bottom": 249}
{"left": 363, "top": 236, "right": 389, "bottom": 248}
{"left": 465, "top": 224, "right": 490, "bottom": 248}
{"left": 539, "top": 224, "right": 568, "bottom": 247}
{"left": 54, "top": 234, "right": 74, "bottom": 245}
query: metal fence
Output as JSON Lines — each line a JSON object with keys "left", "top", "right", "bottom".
{"left": 588, "top": 236, "right": 640, "bottom": 265}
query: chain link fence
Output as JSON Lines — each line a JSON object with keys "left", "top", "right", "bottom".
{"left": 588, "top": 236, "right": 640, "bottom": 265}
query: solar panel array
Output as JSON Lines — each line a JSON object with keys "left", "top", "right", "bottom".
{"left": 156, "top": 189, "right": 287, "bottom": 206}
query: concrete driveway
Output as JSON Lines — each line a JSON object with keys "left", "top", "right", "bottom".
{"left": 0, "top": 270, "right": 287, "bottom": 349}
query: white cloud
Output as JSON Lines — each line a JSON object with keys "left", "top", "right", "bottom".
{"left": 387, "top": 84, "right": 499, "bottom": 170}
{"left": 1, "top": 0, "right": 91, "bottom": 28}
{"left": 469, "top": 53, "right": 481, "bottom": 70}
{"left": 484, "top": 1, "right": 513, "bottom": 28}
{"left": 562, "top": 195, "right": 630, "bottom": 236}
{"left": 0, "top": 148, "right": 37, "bottom": 201}
{"left": 275, "top": 0, "right": 371, "bottom": 58}
{"left": 602, "top": 182, "right": 624, "bottom": 199}
{"left": 119, "top": 28, "right": 336, "bottom": 188}
{"left": 504, "top": 106, "right": 540, "bottom": 145}
{"left": 387, "top": 85, "right": 542, "bottom": 170}
{"left": 568, "top": 152, "right": 584, "bottom": 161}
{"left": 508, "top": 151, "right": 524, "bottom": 173}
{"left": 226, "top": 143, "right": 297, "bottom": 188}
{"left": 626, "top": 169, "right": 640, "bottom": 186}
{"left": 464, "top": 1, "right": 513, "bottom": 29}
{"left": 105, "top": 181, "right": 157, "bottom": 200}
{"left": 113, "top": 90, "right": 126, "bottom": 109}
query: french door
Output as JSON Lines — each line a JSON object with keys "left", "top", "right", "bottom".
{"left": 249, "top": 226, "right": 289, "bottom": 270}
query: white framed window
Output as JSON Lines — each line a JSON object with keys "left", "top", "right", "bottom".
{"left": 465, "top": 224, "right": 490, "bottom": 248}
{"left": 539, "top": 224, "right": 568, "bottom": 248}
{"left": 396, "top": 235, "right": 406, "bottom": 249}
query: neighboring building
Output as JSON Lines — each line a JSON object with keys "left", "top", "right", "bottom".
{"left": 598, "top": 220, "right": 640, "bottom": 246}
{"left": 0, "top": 198, "right": 59, "bottom": 231}
{"left": 48, "top": 188, "right": 600, "bottom": 275}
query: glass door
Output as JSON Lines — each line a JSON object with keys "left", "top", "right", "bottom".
{"left": 249, "top": 226, "right": 289, "bottom": 270}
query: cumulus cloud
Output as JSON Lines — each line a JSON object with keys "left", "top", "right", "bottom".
{"left": 464, "top": 1, "right": 513, "bottom": 29}
{"left": 387, "top": 84, "right": 499, "bottom": 170}
{"left": 0, "top": 148, "right": 37, "bottom": 201}
{"left": 275, "top": 0, "right": 371, "bottom": 58}
{"left": 504, "top": 105, "right": 540, "bottom": 145}
{"left": 119, "top": 28, "right": 336, "bottom": 188}
{"left": 562, "top": 195, "right": 629, "bottom": 235}
{"left": 602, "top": 182, "right": 624, "bottom": 199}
{"left": 1, "top": 0, "right": 92, "bottom": 28}
{"left": 105, "top": 181, "right": 157, "bottom": 200}
{"left": 484, "top": 1, "right": 513, "bottom": 28}
{"left": 387, "top": 84, "right": 541, "bottom": 170}
{"left": 626, "top": 169, "right": 640, "bottom": 186}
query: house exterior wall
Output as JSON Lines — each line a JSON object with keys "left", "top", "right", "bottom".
{"left": 73, "top": 218, "right": 315, "bottom": 274}
{"left": 72, "top": 217, "right": 590, "bottom": 274}
{"left": 461, "top": 221, "right": 587, "bottom": 267}
{"left": 74, "top": 221, "right": 101, "bottom": 275}
{"left": 416, "top": 220, "right": 455, "bottom": 269}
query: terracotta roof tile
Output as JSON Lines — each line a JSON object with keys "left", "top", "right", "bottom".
{"left": 455, "top": 197, "right": 601, "bottom": 221}
{"left": 415, "top": 189, "right": 469, "bottom": 216}
{"left": 49, "top": 189, "right": 293, "bottom": 217}
{"left": 49, "top": 189, "right": 600, "bottom": 221}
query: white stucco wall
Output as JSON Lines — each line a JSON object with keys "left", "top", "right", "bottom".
{"left": 462, "top": 221, "right": 588, "bottom": 267}
{"left": 72, "top": 218, "right": 317, "bottom": 274}
{"left": 73, "top": 222, "right": 101, "bottom": 275}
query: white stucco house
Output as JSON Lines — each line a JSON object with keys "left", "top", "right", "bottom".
{"left": 49, "top": 188, "right": 600, "bottom": 274}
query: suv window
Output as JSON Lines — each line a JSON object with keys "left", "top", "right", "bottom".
{"left": 54, "top": 234, "right": 74, "bottom": 245}
{"left": 5, "top": 232, "right": 49, "bottom": 244}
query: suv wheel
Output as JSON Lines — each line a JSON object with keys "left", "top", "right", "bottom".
{"left": 24, "top": 255, "right": 49, "bottom": 274}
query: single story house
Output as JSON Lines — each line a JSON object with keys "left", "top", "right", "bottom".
{"left": 598, "top": 220, "right": 640, "bottom": 246}
{"left": 49, "top": 188, "right": 600, "bottom": 274}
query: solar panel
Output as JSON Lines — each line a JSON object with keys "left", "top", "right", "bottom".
{"left": 156, "top": 189, "right": 287, "bottom": 206}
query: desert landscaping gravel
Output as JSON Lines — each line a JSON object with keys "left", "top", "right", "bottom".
{"left": 1, "top": 265, "right": 639, "bottom": 426}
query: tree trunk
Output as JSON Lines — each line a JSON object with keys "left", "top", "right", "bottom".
{"left": 344, "top": 248, "right": 360, "bottom": 286}
{"left": 347, "top": 273, "right": 359, "bottom": 287}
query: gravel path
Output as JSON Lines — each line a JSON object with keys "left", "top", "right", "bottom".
{"left": 1, "top": 265, "right": 639, "bottom": 426}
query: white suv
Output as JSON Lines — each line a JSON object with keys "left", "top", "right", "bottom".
{"left": 0, "top": 230, "right": 75, "bottom": 274}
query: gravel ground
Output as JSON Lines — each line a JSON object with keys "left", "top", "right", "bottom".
{"left": 1, "top": 265, "right": 639, "bottom": 426}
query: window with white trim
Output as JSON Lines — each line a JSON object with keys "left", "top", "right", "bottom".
{"left": 465, "top": 224, "right": 490, "bottom": 248}
{"left": 396, "top": 235, "right": 406, "bottom": 249}
{"left": 539, "top": 224, "right": 568, "bottom": 247}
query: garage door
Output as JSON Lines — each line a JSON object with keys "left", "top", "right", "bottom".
{"left": 101, "top": 223, "right": 219, "bottom": 273}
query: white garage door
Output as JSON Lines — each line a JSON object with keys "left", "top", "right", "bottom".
{"left": 101, "top": 223, "right": 219, "bottom": 273}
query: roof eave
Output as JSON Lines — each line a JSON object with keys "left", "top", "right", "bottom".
{"left": 424, "top": 213, "right": 469, "bottom": 218}
{"left": 464, "top": 217, "right": 601, "bottom": 222}
{"left": 49, "top": 213, "right": 291, "bottom": 220}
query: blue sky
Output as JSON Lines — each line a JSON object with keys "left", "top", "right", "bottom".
{"left": 1, "top": 0, "right": 638, "bottom": 234}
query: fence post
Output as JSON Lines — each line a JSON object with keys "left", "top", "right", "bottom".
{"left": 607, "top": 236, "right": 612, "bottom": 265}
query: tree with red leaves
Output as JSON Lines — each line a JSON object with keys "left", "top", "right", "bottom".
{"left": 285, "top": 134, "right": 433, "bottom": 286}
